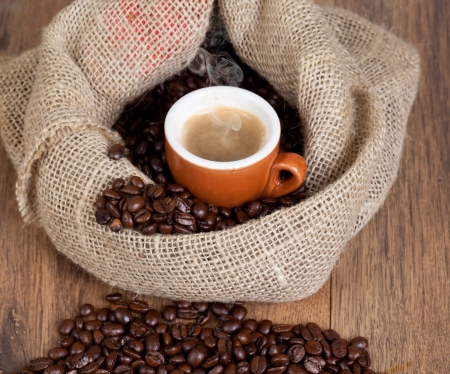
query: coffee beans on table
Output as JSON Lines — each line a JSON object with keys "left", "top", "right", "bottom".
{"left": 15, "top": 295, "right": 376, "bottom": 374}
{"left": 98, "top": 46, "right": 308, "bottom": 235}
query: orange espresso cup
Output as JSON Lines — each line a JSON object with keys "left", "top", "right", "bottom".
{"left": 165, "top": 86, "right": 307, "bottom": 208}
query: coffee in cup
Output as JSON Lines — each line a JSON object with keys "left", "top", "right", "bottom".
{"left": 181, "top": 107, "right": 267, "bottom": 162}
{"left": 165, "top": 86, "right": 307, "bottom": 208}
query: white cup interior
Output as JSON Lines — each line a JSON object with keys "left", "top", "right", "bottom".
{"left": 165, "top": 86, "right": 280, "bottom": 170}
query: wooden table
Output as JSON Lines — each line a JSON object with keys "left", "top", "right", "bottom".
{"left": 0, "top": 1, "right": 448, "bottom": 373}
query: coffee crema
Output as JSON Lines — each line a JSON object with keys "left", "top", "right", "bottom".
{"left": 181, "top": 107, "right": 267, "bottom": 162}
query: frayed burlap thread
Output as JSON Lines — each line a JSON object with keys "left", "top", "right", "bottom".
{"left": 0, "top": 0, "right": 419, "bottom": 302}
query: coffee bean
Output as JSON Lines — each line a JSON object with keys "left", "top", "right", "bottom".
{"left": 285, "top": 364, "right": 306, "bottom": 374}
{"left": 330, "top": 338, "right": 348, "bottom": 358}
{"left": 158, "top": 223, "right": 174, "bottom": 234}
{"left": 209, "top": 365, "right": 224, "bottom": 374}
{"left": 235, "top": 211, "right": 249, "bottom": 224}
{"left": 96, "top": 196, "right": 108, "bottom": 210}
{"left": 174, "top": 213, "right": 196, "bottom": 226}
{"left": 347, "top": 345, "right": 362, "bottom": 361}
{"left": 121, "top": 185, "right": 141, "bottom": 196}
{"left": 114, "top": 307, "right": 134, "bottom": 325}
{"left": 121, "top": 210, "right": 134, "bottom": 228}
{"left": 220, "top": 317, "right": 242, "bottom": 335}
{"left": 350, "top": 336, "right": 369, "bottom": 351}
{"left": 78, "top": 330, "right": 93, "bottom": 346}
{"left": 304, "top": 340, "right": 322, "bottom": 355}
{"left": 69, "top": 341, "right": 86, "bottom": 355}
{"left": 109, "top": 218, "right": 123, "bottom": 232}
{"left": 177, "top": 307, "right": 198, "bottom": 320}
{"left": 134, "top": 208, "right": 152, "bottom": 223}
{"left": 74, "top": 315, "right": 84, "bottom": 330}
{"left": 323, "top": 364, "right": 339, "bottom": 373}
{"left": 171, "top": 323, "right": 188, "bottom": 340}
{"left": 114, "top": 365, "right": 133, "bottom": 374}
{"left": 219, "top": 207, "right": 233, "bottom": 219}
{"left": 103, "top": 189, "right": 122, "bottom": 200}
{"left": 59, "top": 319, "right": 75, "bottom": 335}
{"left": 357, "top": 350, "right": 371, "bottom": 368}
{"left": 201, "top": 355, "right": 220, "bottom": 369}
{"left": 167, "top": 184, "right": 185, "bottom": 194}
{"left": 235, "top": 361, "right": 250, "bottom": 374}
{"left": 232, "top": 347, "right": 246, "bottom": 362}
{"left": 164, "top": 344, "right": 182, "bottom": 356}
{"left": 152, "top": 198, "right": 174, "bottom": 214}
{"left": 95, "top": 210, "right": 111, "bottom": 225}
{"left": 83, "top": 320, "right": 102, "bottom": 331}
{"left": 105, "top": 351, "right": 118, "bottom": 370}
{"left": 246, "top": 202, "right": 262, "bottom": 218}
{"left": 128, "top": 195, "right": 146, "bottom": 212}
{"left": 286, "top": 345, "right": 305, "bottom": 363}
{"left": 322, "top": 329, "right": 340, "bottom": 342}
{"left": 257, "top": 320, "right": 272, "bottom": 335}
{"left": 187, "top": 345, "right": 208, "bottom": 368}
{"left": 162, "top": 332, "right": 173, "bottom": 347}
{"left": 144, "top": 310, "right": 161, "bottom": 327}
{"left": 220, "top": 351, "right": 232, "bottom": 366}
{"left": 48, "top": 347, "right": 69, "bottom": 361}
{"left": 145, "top": 335, "right": 161, "bottom": 352}
{"left": 108, "top": 144, "right": 125, "bottom": 160}
{"left": 104, "top": 337, "right": 122, "bottom": 351}
{"left": 192, "top": 202, "right": 208, "bottom": 220}
{"left": 67, "top": 352, "right": 90, "bottom": 369}
{"left": 106, "top": 292, "right": 123, "bottom": 302}
{"left": 162, "top": 305, "right": 178, "bottom": 322}
{"left": 130, "top": 320, "right": 149, "bottom": 338}
{"left": 213, "top": 328, "right": 231, "bottom": 340}
{"left": 79, "top": 362, "right": 100, "bottom": 374}
{"left": 148, "top": 185, "right": 165, "bottom": 200}
{"left": 303, "top": 356, "right": 322, "bottom": 374}
{"left": 29, "top": 357, "right": 54, "bottom": 371}
{"left": 236, "top": 328, "right": 252, "bottom": 346}
{"left": 319, "top": 339, "right": 331, "bottom": 359}
{"left": 270, "top": 354, "right": 289, "bottom": 366}
{"left": 197, "top": 309, "right": 213, "bottom": 326}
{"left": 130, "top": 176, "right": 145, "bottom": 189}
{"left": 272, "top": 325, "right": 292, "bottom": 334}
{"left": 203, "top": 212, "right": 217, "bottom": 227}
{"left": 145, "top": 351, "right": 166, "bottom": 367}
{"left": 230, "top": 306, "right": 247, "bottom": 321}
{"left": 155, "top": 323, "right": 169, "bottom": 334}
{"left": 249, "top": 356, "right": 267, "bottom": 374}
{"left": 106, "top": 201, "right": 121, "bottom": 218}
{"left": 141, "top": 222, "right": 158, "bottom": 235}
{"left": 102, "top": 324, "right": 125, "bottom": 337}
{"left": 211, "top": 303, "right": 230, "bottom": 317}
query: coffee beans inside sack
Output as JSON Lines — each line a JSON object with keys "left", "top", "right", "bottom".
{"left": 16, "top": 295, "right": 376, "bottom": 374}
{"left": 98, "top": 48, "right": 308, "bottom": 235}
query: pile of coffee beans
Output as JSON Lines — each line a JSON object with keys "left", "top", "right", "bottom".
{"left": 16, "top": 295, "right": 376, "bottom": 374}
{"left": 95, "top": 176, "right": 307, "bottom": 234}
{"left": 100, "top": 47, "right": 308, "bottom": 234}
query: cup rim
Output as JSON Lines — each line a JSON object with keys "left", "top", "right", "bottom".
{"left": 164, "top": 86, "right": 280, "bottom": 170}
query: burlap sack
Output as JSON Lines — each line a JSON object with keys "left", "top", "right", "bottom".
{"left": 0, "top": 0, "right": 419, "bottom": 302}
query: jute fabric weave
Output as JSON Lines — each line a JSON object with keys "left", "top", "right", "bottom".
{"left": 0, "top": 0, "right": 420, "bottom": 302}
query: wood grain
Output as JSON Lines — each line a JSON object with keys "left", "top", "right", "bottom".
{"left": 315, "top": 1, "right": 450, "bottom": 373}
{"left": 0, "top": 0, "right": 448, "bottom": 373}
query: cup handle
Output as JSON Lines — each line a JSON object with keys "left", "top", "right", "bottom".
{"left": 261, "top": 153, "right": 307, "bottom": 198}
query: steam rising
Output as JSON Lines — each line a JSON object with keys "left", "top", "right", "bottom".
{"left": 188, "top": 48, "right": 243, "bottom": 87}
{"left": 188, "top": 48, "right": 244, "bottom": 136}
{"left": 208, "top": 109, "right": 242, "bottom": 131}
